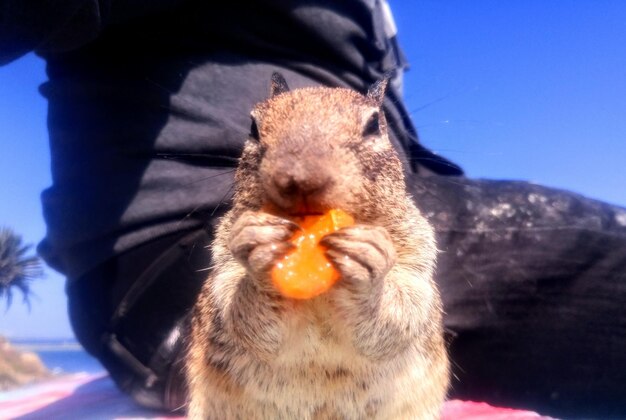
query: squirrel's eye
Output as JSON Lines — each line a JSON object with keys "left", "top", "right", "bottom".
{"left": 250, "top": 118, "right": 260, "bottom": 141}
{"left": 362, "top": 112, "right": 380, "bottom": 138}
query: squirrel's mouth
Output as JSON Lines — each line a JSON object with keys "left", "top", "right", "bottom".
{"left": 263, "top": 200, "right": 328, "bottom": 218}
{"left": 288, "top": 211, "right": 324, "bottom": 218}
{"left": 287, "top": 200, "right": 328, "bottom": 217}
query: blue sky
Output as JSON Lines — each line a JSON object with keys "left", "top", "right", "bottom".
{"left": 0, "top": 1, "right": 625, "bottom": 339}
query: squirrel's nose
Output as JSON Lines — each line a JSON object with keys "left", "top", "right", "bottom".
{"left": 274, "top": 171, "right": 330, "bottom": 197}
{"left": 272, "top": 166, "right": 333, "bottom": 200}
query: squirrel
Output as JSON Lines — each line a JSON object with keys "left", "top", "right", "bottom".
{"left": 186, "top": 73, "right": 449, "bottom": 419}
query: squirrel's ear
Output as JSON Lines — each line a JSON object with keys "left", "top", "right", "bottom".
{"left": 271, "top": 72, "right": 290, "bottom": 97}
{"left": 366, "top": 72, "right": 392, "bottom": 106}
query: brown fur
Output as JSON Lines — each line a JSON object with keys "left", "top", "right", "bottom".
{"left": 186, "top": 77, "right": 449, "bottom": 419}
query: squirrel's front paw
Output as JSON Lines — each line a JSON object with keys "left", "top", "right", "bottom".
{"left": 229, "top": 211, "right": 299, "bottom": 283}
{"left": 321, "top": 225, "right": 396, "bottom": 292}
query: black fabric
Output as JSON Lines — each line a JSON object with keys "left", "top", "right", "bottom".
{"left": 0, "top": 0, "right": 186, "bottom": 64}
{"left": 25, "top": 0, "right": 461, "bottom": 280}
{"left": 409, "top": 176, "right": 626, "bottom": 418}
{"left": 67, "top": 227, "right": 214, "bottom": 411}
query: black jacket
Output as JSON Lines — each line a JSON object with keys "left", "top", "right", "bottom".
{"left": 1, "top": 0, "right": 460, "bottom": 279}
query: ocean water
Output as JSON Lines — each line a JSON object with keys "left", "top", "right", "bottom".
{"left": 37, "top": 348, "right": 104, "bottom": 374}
{"left": 12, "top": 339, "right": 105, "bottom": 375}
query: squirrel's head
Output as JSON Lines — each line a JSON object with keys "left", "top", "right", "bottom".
{"left": 234, "top": 73, "right": 406, "bottom": 222}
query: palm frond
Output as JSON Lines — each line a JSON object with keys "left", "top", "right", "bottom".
{"left": 0, "top": 227, "right": 43, "bottom": 308}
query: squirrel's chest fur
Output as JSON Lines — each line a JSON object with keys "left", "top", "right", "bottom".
{"left": 191, "top": 295, "right": 428, "bottom": 419}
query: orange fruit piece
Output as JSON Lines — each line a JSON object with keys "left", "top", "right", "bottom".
{"left": 271, "top": 209, "right": 354, "bottom": 299}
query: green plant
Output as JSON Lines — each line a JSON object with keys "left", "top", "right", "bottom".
{"left": 0, "top": 227, "right": 43, "bottom": 307}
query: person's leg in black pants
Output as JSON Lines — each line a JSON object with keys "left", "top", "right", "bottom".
{"left": 410, "top": 175, "right": 626, "bottom": 418}
{"left": 67, "top": 228, "right": 214, "bottom": 411}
